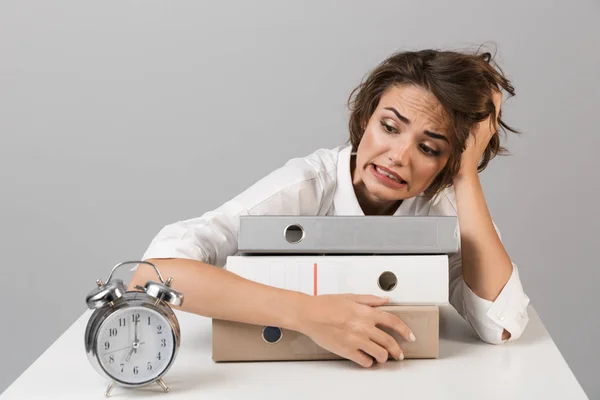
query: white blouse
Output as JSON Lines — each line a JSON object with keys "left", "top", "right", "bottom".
{"left": 141, "top": 144, "right": 530, "bottom": 345}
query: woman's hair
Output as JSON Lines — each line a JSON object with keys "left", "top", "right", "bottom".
{"left": 347, "top": 47, "right": 520, "bottom": 198}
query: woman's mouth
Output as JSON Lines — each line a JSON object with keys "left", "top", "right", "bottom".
{"left": 370, "top": 164, "right": 407, "bottom": 189}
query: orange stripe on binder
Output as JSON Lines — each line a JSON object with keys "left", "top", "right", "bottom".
{"left": 313, "top": 262, "right": 318, "bottom": 296}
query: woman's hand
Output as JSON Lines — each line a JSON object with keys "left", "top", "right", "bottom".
{"left": 456, "top": 88, "right": 503, "bottom": 181}
{"left": 294, "top": 294, "right": 416, "bottom": 367}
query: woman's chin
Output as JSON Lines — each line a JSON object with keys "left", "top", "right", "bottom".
{"left": 365, "top": 181, "right": 411, "bottom": 202}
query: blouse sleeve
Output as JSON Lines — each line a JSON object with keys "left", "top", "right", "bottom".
{"left": 448, "top": 222, "right": 530, "bottom": 344}
{"left": 140, "top": 152, "right": 335, "bottom": 267}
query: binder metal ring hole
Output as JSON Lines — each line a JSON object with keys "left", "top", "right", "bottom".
{"left": 262, "top": 326, "right": 283, "bottom": 344}
{"left": 284, "top": 224, "right": 305, "bottom": 244}
{"left": 378, "top": 271, "right": 397, "bottom": 292}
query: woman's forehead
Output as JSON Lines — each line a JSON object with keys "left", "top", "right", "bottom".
{"left": 379, "top": 85, "right": 449, "bottom": 132}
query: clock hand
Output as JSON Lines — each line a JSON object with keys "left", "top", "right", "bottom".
{"left": 134, "top": 316, "right": 139, "bottom": 353}
{"left": 124, "top": 339, "right": 144, "bottom": 362}
{"left": 133, "top": 319, "right": 139, "bottom": 343}
{"left": 124, "top": 346, "right": 134, "bottom": 362}
{"left": 123, "top": 314, "right": 136, "bottom": 363}
{"left": 125, "top": 344, "right": 139, "bottom": 362}
{"left": 104, "top": 342, "right": 145, "bottom": 356}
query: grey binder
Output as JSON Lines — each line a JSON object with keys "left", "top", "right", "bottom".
{"left": 237, "top": 215, "right": 458, "bottom": 254}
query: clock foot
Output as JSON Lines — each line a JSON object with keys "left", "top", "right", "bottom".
{"left": 156, "top": 378, "right": 170, "bottom": 392}
{"left": 104, "top": 381, "right": 115, "bottom": 397}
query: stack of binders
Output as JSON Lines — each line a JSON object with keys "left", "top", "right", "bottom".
{"left": 212, "top": 215, "right": 458, "bottom": 362}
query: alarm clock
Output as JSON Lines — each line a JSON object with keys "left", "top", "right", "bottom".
{"left": 84, "top": 261, "right": 184, "bottom": 397}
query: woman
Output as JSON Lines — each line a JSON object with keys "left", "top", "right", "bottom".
{"left": 130, "top": 48, "right": 530, "bottom": 368}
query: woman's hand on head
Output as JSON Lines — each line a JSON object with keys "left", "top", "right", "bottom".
{"left": 294, "top": 294, "right": 415, "bottom": 367}
{"left": 455, "top": 88, "right": 503, "bottom": 181}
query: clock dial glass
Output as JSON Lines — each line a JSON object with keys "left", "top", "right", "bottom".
{"left": 96, "top": 306, "right": 175, "bottom": 384}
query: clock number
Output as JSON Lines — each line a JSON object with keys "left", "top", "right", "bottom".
{"left": 132, "top": 313, "right": 140, "bottom": 323}
{"left": 157, "top": 352, "right": 162, "bottom": 360}
{"left": 104, "top": 341, "right": 110, "bottom": 350}
{"left": 133, "top": 366, "right": 139, "bottom": 375}
{"left": 147, "top": 362, "right": 153, "bottom": 371}
{"left": 161, "top": 338, "right": 166, "bottom": 347}
{"left": 109, "top": 355, "right": 114, "bottom": 363}
{"left": 109, "top": 328, "right": 117, "bottom": 337}
{"left": 148, "top": 316, "right": 151, "bottom": 325}
{"left": 120, "top": 364, "right": 124, "bottom": 373}
{"left": 119, "top": 318, "right": 126, "bottom": 327}
{"left": 157, "top": 325, "right": 162, "bottom": 334}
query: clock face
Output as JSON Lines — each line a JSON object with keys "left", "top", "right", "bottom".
{"left": 95, "top": 306, "right": 175, "bottom": 384}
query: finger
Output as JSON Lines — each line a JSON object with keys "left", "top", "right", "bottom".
{"left": 360, "top": 339, "right": 389, "bottom": 364}
{"left": 370, "top": 327, "right": 404, "bottom": 361}
{"left": 347, "top": 350, "right": 375, "bottom": 368}
{"left": 375, "top": 311, "right": 416, "bottom": 343}
{"left": 344, "top": 293, "right": 390, "bottom": 307}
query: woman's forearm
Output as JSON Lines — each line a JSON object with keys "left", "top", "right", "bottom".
{"left": 128, "top": 258, "right": 308, "bottom": 331}
{"left": 452, "top": 173, "right": 513, "bottom": 301}
{"left": 128, "top": 257, "right": 415, "bottom": 364}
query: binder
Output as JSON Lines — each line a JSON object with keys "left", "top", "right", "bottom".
{"left": 225, "top": 255, "right": 450, "bottom": 305}
{"left": 237, "top": 215, "right": 459, "bottom": 255}
{"left": 212, "top": 305, "right": 439, "bottom": 361}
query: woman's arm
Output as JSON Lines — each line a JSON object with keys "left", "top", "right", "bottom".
{"left": 451, "top": 89, "right": 528, "bottom": 342}
{"left": 129, "top": 257, "right": 416, "bottom": 366}
{"left": 452, "top": 173, "right": 514, "bottom": 340}
{"left": 129, "top": 257, "right": 307, "bottom": 328}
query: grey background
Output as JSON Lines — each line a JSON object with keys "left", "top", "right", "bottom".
{"left": 1, "top": 0, "right": 598, "bottom": 397}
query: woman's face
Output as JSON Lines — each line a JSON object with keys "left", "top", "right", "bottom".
{"left": 353, "top": 84, "right": 452, "bottom": 212}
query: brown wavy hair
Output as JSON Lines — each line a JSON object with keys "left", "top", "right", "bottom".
{"left": 347, "top": 47, "right": 520, "bottom": 198}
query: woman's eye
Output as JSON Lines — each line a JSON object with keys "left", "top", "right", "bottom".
{"left": 380, "top": 121, "right": 396, "bottom": 133}
{"left": 420, "top": 144, "right": 440, "bottom": 156}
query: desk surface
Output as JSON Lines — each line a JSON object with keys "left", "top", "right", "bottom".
{"left": 1, "top": 305, "right": 588, "bottom": 400}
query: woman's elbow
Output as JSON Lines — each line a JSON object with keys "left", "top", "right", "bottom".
{"left": 473, "top": 320, "right": 529, "bottom": 345}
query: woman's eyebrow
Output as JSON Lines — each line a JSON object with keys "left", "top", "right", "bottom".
{"left": 384, "top": 107, "right": 410, "bottom": 124}
{"left": 424, "top": 130, "right": 449, "bottom": 143}
{"left": 384, "top": 106, "right": 449, "bottom": 144}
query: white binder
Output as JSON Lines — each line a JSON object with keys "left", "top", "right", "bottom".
{"left": 237, "top": 215, "right": 459, "bottom": 255}
{"left": 225, "top": 255, "right": 449, "bottom": 305}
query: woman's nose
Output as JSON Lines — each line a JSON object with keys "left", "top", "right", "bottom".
{"left": 388, "top": 144, "right": 411, "bottom": 166}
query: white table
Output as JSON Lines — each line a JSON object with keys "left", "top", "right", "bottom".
{"left": 1, "top": 305, "right": 588, "bottom": 400}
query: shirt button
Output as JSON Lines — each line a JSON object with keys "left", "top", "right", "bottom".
{"left": 498, "top": 315, "right": 505, "bottom": 321}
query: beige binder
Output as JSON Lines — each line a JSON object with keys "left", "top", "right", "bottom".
{"left": 212, "top": 305, "right": 439, "bottom": 362}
